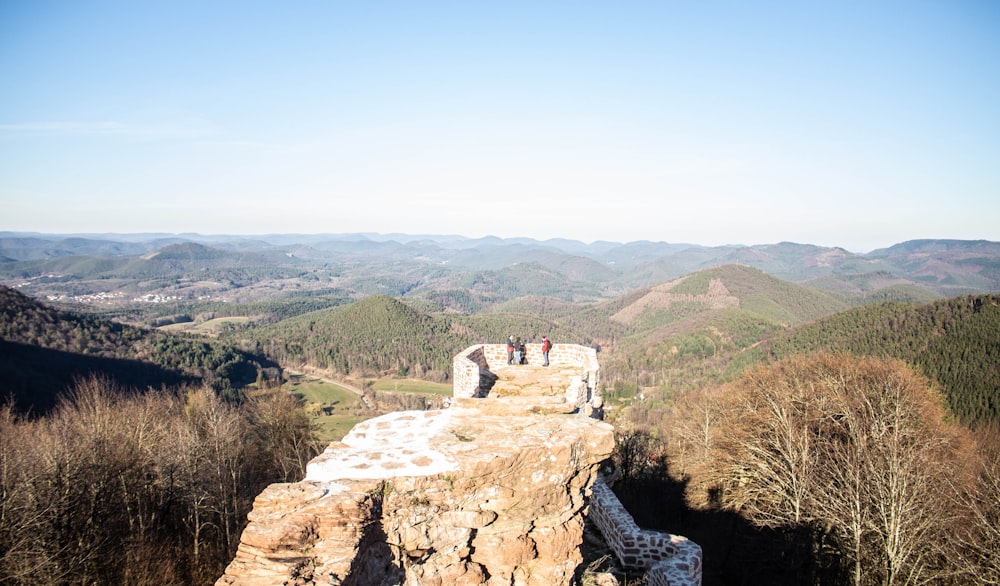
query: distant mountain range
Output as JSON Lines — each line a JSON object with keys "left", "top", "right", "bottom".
{"left": 2, "top": 233, "right": 998, "bottom": 306}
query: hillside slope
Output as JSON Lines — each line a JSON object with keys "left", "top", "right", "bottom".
{"left": 359, "top": 265, "right": 853, "bottom": 399}
{"left": 865, "top": 239, "right": 1000, "bottom": 295}
{"left": 224, "top": 293, "right": 596, "bottom": 381}
{"left": 590, "top": 265, "right": 850, "bottom": 393}
{"left": 756, "top": 294, "right": 1000, "bottom": 424}
{"left": 230, "top": 295, "right": 473, "bottom": 379}
{"left": 0, "top": 286, "right": 270, "bottom": 412}
{"left": 610, "top": 264, "right": 847, "bottom": 330}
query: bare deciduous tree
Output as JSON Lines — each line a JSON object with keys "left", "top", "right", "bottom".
{"left": 612, "top": 427, "right": 659, "bottom": 487}
{"left": 952, "top": 425, "right": 1000, "bottom": 585}
{"left": 245, "top": 389, "right": 322, "bottom": 482}
{"left": 0, "top": 376, "right": 321, "bottom": 585}
{"left": 810, "top": 358, "right": 966, "bottom": 585}
{"left": 662, "top": 384, "right": 726, "bottom": 504}
{"left": 669, "top": 353, "right": 976, "bottom": 585}
{"left": 713, "top": 369, "right": 822, "bottom": 527}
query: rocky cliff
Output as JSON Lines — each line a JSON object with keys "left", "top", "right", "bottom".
{"left": 217, "top": 396, "right": 615, "bottom": 586}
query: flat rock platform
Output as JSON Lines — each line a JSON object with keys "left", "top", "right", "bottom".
{"left": 487, "top": 364, "right": 582, "bottom": 398}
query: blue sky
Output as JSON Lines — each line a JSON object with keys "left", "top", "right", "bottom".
{"left": 1, "top": 1, "right": 997, "bottom": 252}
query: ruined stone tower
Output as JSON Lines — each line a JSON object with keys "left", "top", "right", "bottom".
{"left": 216, "top": 343, "right": 700, "bottom": 585}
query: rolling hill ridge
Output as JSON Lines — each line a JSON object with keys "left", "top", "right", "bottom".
{"left": 0, "top": 286, "right": 274, "bottom": 412}
{"left": 756, "top": 293, "right": 1000, "bottom": 423}
{"left": 3, "top": 234, "right": 999, "bottom": 311}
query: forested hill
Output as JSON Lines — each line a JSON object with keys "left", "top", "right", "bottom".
{"left": 587, "top": 265, "right": 851, "bottom": 392}
{"left": 0, "top": 286, "right": 271, "bottom": 412}
{"left": 233, "top": 295, "right": 472, "bottom": 379}
{"left": 632, "top": 264, "right": 848, "bottom": 327}
{"left": 225, "top": 294, "right": 592, "bottom": 381}
{"left": 759, "top": 294, "right": 1000, "bottom": 424}
{"left": 219, "top": 265, "right": 856, "bottom": 392}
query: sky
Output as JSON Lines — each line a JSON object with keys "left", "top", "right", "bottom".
{"left": 1, "top": 1, "right": 998, "bottom": 252}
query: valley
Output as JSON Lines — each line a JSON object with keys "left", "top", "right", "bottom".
{"left": 2, "top": 232, "right": 999, "bottom": 585}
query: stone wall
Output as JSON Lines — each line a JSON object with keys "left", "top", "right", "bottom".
{"left": 589, "top": 478, "right": 702, "bottom": 586}
{"left": 452, "top": 343, "right": 600, "bottom": 408}
{"left": 475, "top": 342, "right": 600, "bottom": 378}
{"left": 452, "top": 344, "right": 488, "bottom": 399}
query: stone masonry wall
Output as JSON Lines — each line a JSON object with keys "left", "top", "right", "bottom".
{"left": 589, "top": 478, "right": 702, "bottom": 586}
{"left": 479, "top": 342, "right": 600, "bottom": 386}
{"left": 453, "top": 345, "right": 488, "bottom": 399}
{"left": 452, "top": 343, "right": 601, "bottom": 408}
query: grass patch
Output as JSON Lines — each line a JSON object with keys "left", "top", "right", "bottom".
{"left": 282, "top": 375, "right": 452, "bottom": 443}
{"left": 370, "top": 378, "right": 452, "bottom": 395}
{"left": 452, "top": 429, "right": 475, "bottom": 442}
{"left": 313, "top": 414, "right": 368, "bottom": 442}
{"left": 283, "top": 374, "right": 366, "bottom": 442}
{"left": 288, "top": 374, "right": 360, "bottom": 404}
{"left": 160, "top": 316, "right": 252, "bottom": 336}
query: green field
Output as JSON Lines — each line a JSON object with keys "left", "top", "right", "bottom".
{"left": 282, "top": 375, "right": 453, "bottom": 442}
{"left": 370, "top": 378, "right": 453, "bottom": 395}
{"left": 160, "top": 316, "right": 252, "bottom": 336}
{"left": 283, "top": 373, "right": 366, "bottom": 442}
{"left": 312, "top": 413, "right": 369, "bottom": 443}
{"left": 287, "top": 374, "right": 360, "bottom": 404}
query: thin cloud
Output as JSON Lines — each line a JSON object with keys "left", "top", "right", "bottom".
{"left": 0, "top": 120, "right": 219, "bottom": 139}
{"left": 0, "top": 121, "right": 127, "bottom": 134}
{"left": 194, "top": 139, "right": 279, "bottom": 149}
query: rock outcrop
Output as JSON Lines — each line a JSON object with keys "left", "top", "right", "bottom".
{"left": 217, "top": 397, "right": 615, "bottom": 586}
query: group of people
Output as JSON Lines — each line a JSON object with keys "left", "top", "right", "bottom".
{"left": 505, "top": 335, "right": 552, "bottom": 367}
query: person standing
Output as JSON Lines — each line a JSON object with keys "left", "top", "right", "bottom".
{"left": 541, "top": 336, "right": 552, "bottom": 367}
{"left": 518, "top": 339, "right": 527, "bottom": 365}
{"left": 506, "top": 335, "right": 515, "bottom": 365}
{"left": 513, "top": 337, "right": 522, "bottom": 365}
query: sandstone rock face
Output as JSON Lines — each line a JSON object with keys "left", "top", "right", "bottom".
{"left": 217, "top": 398, "right": 615, "bottom": 586}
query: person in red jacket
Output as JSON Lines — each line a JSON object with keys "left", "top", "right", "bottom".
{"left": 541, "top": 336, "right": 552, "bottom": 367}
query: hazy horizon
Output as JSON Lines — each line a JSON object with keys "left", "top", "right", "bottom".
{"left": 7, "top": 228, "right": 996, "bottom": 256}
{"left": 3, "top": 2, "right": 998, "bottom": 252}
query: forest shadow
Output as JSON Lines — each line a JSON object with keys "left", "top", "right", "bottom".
{"left": 0, "top": 339, "right": 197, "bottom": 415}
{"left": 614, "top": 472, "right": 842, "bottom": 585}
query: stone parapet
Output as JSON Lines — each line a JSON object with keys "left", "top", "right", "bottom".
{"left": 452, "top": 343, "right": 601, "bottom": 414}
{"left": 589, "top": 478, "right": 702, "bottom": 586}
{"left": 452, "top": 344, "right": 489, "bottom": 399}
